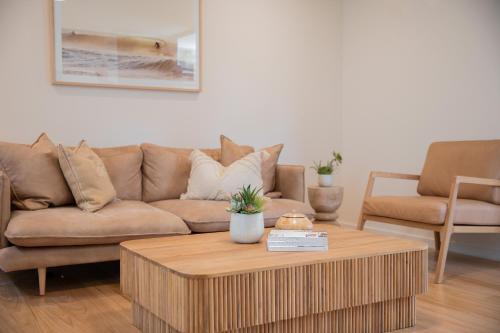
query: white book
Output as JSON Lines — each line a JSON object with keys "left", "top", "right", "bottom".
{"left": 267, "top": 230, "right": 328, "bottom": 252}
{"left": 267, "top": 245, "right": 328, "bottom": 252}
{"left": 268, "top": 230, "right": 328, "bottom": 239}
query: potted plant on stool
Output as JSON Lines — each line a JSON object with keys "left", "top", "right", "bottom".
{"left": 312, "top": 151, "right": 342, "bottom": 187}
{"left": 227, "top": 185, "right": 266, "bottom": 243}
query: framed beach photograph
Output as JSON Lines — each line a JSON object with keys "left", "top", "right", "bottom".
{"left": 50, "top": 0, "right": 202, "bottom": 92}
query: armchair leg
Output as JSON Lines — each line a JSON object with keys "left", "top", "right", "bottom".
{"left": 434, "top": 231, "right": 441, "bottom": 252}
{"left": 357, "top": 214, "right": 366, "bottom": 230}
{"left": 38, "top": 267, "right": 46, "bottom": 296}
{"left": 434, "top": 231, "right": 452, "bottom": 284}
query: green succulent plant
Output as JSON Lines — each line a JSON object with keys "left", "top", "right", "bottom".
{"left": 227, "top": 185, "right": 265, "bottom": 215}
{"left": 311, "top": 151, "right": 343, "bottom": 175}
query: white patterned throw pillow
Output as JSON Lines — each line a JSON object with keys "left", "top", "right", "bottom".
{"left": 181, "top": 149, "right": 269, "bottom": 201}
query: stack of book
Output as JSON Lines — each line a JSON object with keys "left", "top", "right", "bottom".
{"left": 267, "top": 230, "right": 328, "bottom": 252}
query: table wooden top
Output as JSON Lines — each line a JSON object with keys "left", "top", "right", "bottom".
{"left": 121, "top": 224, "right": 427, "bottom": 278}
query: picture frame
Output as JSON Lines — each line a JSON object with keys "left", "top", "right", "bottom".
{"left": 50, "top": 0, "right": 202, "bottom": 92}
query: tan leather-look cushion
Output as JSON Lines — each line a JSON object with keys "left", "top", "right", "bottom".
{"left": 265, "top": 191, "right": 283, "bottom": 199}
{"left": 4, "top": 200, "right": 190, "bottom": 247}
{"left": 220, "top": 135, "right": 255, "bottom": 163}
{"left": 275, "top": 165, "right": 305, "bottom": 202}
{"left": 93, "top": 146, "right": 143, "bottom": 201}
{"left": 220, "top": 135, "right": 283, "bottom": 194}
{"left": 141, "top": 143, "right": 221, "bottom": 202}
{"left": 58, "top": 141, "right": 117, "bottom": 212}
{"left": 151, "top": 199, "right": 314, "bottom": 233}
{"left": 0, "top": 133, "right": 73, "bottom": 210}
{"left": 417, "top": 140, "right": 500, "bottom": 204}
{"left": 363, "top": 196, "right": 500, "bottom": 226}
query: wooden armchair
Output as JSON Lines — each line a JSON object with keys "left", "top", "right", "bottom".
{"left": 357, "top": 140, "right": 500, "bottom": 283}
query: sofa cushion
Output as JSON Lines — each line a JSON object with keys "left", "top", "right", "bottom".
{"left": 181, "top": 150, "right": 267, "bottom": 201}
{"left": 220, "top": 135, "right": 283, "bottom": 194}
{"left": 93, "top": 145, "right": 143, "bottom": 201}
{"left": 363, "top": 196, "right": 500, "bottom": 225}
{"left": 58, "top": 141, "right": 117, "bottom": 212}
{"left": 151, "top": 199, "right": 314, "bottom": 233}
{"left": 4, "top": 200, "right": 190, "bottom": 247}
{"left": 0, "top": 133, "right": 73, "bottom": 210}
{"left": 417, "top": 140, "right": 500, "bottom": 204}
{"left": 141, "top": 143, "right": 221, "bottom": 202}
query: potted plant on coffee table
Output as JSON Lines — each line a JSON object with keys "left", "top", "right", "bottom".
{"left": 311, "top": 151, "right": 343, "bottom": 187}
{"left": 227, "top": 185, "right": 266, "bottom": 243}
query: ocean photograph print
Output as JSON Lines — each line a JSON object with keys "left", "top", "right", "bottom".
{"left": 51, "top": 0, "right": 201, "bottom": 92}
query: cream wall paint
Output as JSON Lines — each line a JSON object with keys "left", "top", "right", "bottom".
{"left": 340, "top": 0, "right": 500, "bottom": 261}
{"left": 0, "top": 0, "right": 342, "bottom": 190}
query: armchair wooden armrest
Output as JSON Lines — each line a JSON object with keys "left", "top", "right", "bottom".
{"left": 362, "top": 171, "right": 420, "bottom": 202}
{"left": 454, "top": 176, "right": 500, "bottom": 187}
{"left": 369, "top": 171, "right": 421, "bottom": 181}
{"left": 357, "top": 171, "right": 420, "bottom": 231}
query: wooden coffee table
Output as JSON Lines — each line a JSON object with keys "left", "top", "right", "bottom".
{"left": 121, "top": 224, "right": 427, "bottom": 333}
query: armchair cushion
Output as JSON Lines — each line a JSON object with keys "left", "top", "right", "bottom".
{"left": 417, "top": 140, "right": 500, "bottom": 204}
{"left": 363, "top": 196, "right": 500, "bottom": 226}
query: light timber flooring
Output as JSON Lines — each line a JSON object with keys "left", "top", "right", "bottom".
{"left": 0, "top": 250, "right": 498, "bottom": 333}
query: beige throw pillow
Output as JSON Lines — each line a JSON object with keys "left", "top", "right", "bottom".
{"left": 181, "top": 149, "right": 268, "bottom": 201}
{"left": 220, "top": 135, "right": 283, "bottom": 194}
{"left": 0, "top": 133, "right": 73, "bottom": 210}
{"left": 58, "top": 141, "right": 116, "bottom": 212}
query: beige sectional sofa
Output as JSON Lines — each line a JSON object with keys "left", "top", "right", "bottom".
{"left": 0, "top": 144, "right": 312, "bottom": 294}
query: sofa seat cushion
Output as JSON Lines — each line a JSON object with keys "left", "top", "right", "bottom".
{"left": 363, "top": 196, "right": 500, "bottom": 226}
{"left": 5, "top": 200, "right": 190, "bottom": 247}
{"left": 150, "top": 199, "right": 314, "bottom": 233}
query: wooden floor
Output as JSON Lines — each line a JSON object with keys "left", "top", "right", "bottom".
{"left": 0, "top": 250, "right": 499, "bottom": 333}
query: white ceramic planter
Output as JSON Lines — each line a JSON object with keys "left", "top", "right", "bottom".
{"left": 318, "top": 174, "right": 333, "bottom": 187}
{"left": 230, "top": 212, "right": 264, "bottom": 244}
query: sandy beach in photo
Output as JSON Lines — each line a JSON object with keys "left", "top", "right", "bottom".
{"left": 61, "top": 31, "right": 195, "bottom": 81}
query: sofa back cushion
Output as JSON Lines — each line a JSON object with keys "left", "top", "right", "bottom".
{"left": 141, "top": 143, "right": 221, "bottom": 202}
{"left": 220, "top": 135, "right": 283, "bottom": 194}
{"left": 0, "top": 133, "right": 73, "bottom": 210}
{"left": 417, "top": 140, "right": 500, "bottom": 204}
{"left": 93, "top": 145, "right": 143, "bottom": 201}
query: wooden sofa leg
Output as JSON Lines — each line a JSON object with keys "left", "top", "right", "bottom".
{"left": 434, "top": 231, "right": 451, "bottom": 284}
{"left": 38, "top": 268, "right": 46, "bottom": 296}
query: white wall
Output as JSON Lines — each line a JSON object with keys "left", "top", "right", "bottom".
{"left": 0, "top": 0, "right": 342, "bottom": 190}
{"left": 340, "top": 0, "right": 500, "bottom": 261}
